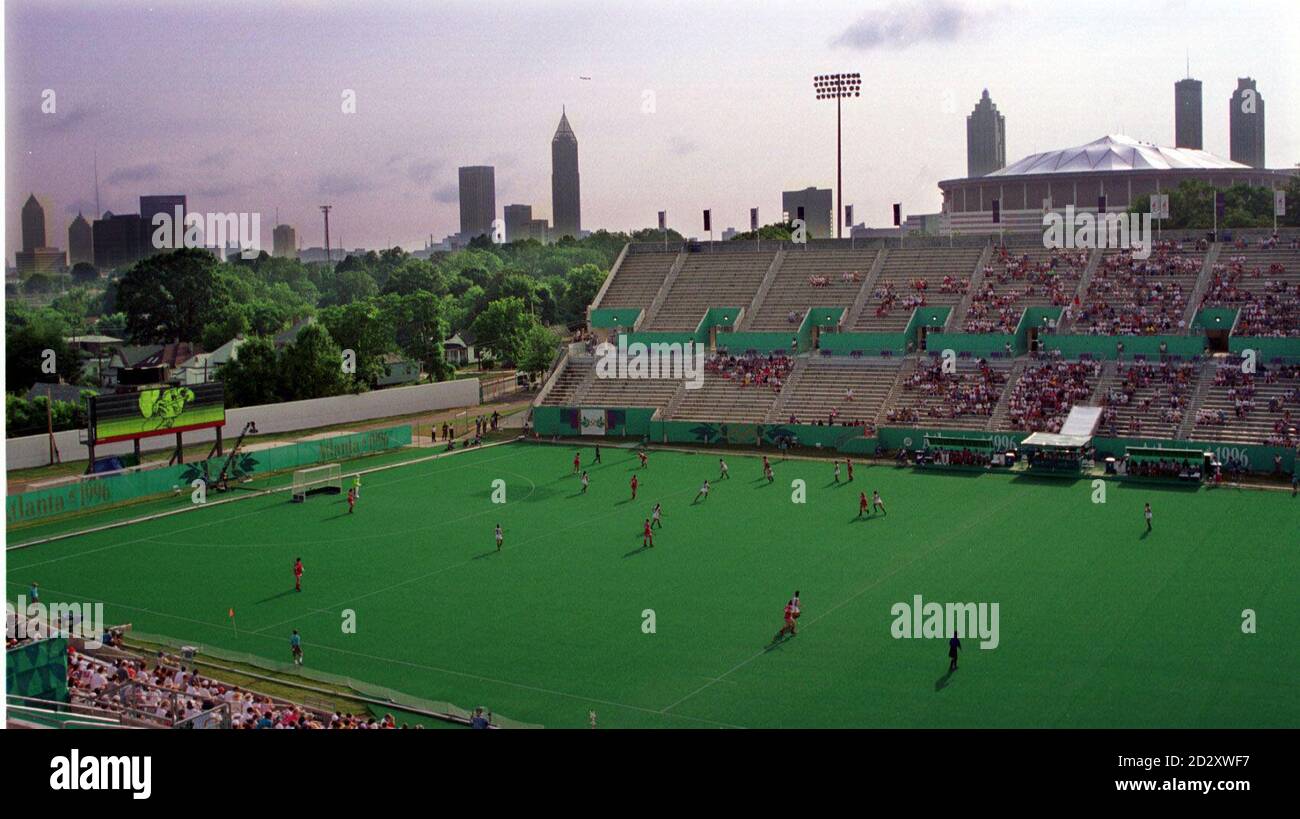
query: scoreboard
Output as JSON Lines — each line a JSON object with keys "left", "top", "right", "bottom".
{"left": 88, "top": 382, "right": 226, "bottom": 445}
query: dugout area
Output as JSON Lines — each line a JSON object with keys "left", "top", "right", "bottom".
{"left": 6, "top": 441, "right": 1297, "bottom": 728}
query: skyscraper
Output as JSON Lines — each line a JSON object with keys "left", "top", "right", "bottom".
{"left": 1229, "top": 77, "right": 1265, "bottom": 169}
{"left": 551, "top": 109, "right": 581, "bottom": 239}
{"left": 68, "top": 212, "right": 94, "bottom": 267}
{"left": 93, "top": 211, "right": 144, "bottom": 271}
{"left": 273, "top": 223, "right": 297, "bottom": 258}
{"left": 458, "top": 166, "right": 496, "bottom": 240}
{"left": 966, "top": 90, "right": 1006, "bottom": 177}
{"left": 1174, "top": 77, "right": 1203, "bottom": 149}
{"left": 21, "top": 194, "right": 46, "bottom": 252}
{"left": 140, "top": 195, "right": 187, "bottom": 254}
{"left": 504, "top": 204, "right": 533, "bottom": 243}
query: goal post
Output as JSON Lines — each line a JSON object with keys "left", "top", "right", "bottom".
{"left": 292, "top": 463, "right": 342, "bottom": 502}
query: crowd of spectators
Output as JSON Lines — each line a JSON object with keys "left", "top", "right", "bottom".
{"left": 887, "top": 358, "right": 1006, "bottom": 421}
{"left": 1100, "top": 361, "right": 1198, "bottom": 434}
{"left": 706, "top": 351, "right": 793, "bottom": 392}
{"left": 1076, "top": 244, "right": 1199, "bottom": 335}
{"left": 1006, "top": 358, "right": 1102, "bottom": 432}
{"left": 964, "top": 249, "right": 1088, "bottom": 333}
{"left": 64, "top": 646, "right": 437, "bottom": 729}
{"left": 1201, "top": 253, "right": 1299, "bottom": 337}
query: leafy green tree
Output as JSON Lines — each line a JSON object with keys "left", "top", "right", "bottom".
{"left": 381, "top": 258, "right": 442, "bottom": 296}
{"left": 6, "top": 311, "right": 78, "bottom": 392}
{"left": 471, "top": 297, "right": 532, "bottom": 364}
{"left": 218, "top": 336, "right": 280, "bottom": 407}
{"left": 381, "top": 292, "right": 452, "bottom": 381}
{"left": 70, "top": 263, "right": 100, "bottom": 284}
{"left": 202, "top": 310, "right": 250, "bottom": 351}
{"left": 114, "top": 248, "right": 231, "bottom": 342}
{"left": 562, "top": 263, "right": 607, "bottom": 324}
{"left": 319, "top": 301, "right": 393, "bottom": 387}
{"left": 731, "top": 221, "right": 797, "bottom": 241}
{"left": 279, "top": 324, "right": 352, "bottom": 400}
{"left": 516, "top": 322, "right": 561, "bottom": 379}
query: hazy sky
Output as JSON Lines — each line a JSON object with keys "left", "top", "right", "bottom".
{"left": 5, "top": 0, "right": 1298, "bottom": 259}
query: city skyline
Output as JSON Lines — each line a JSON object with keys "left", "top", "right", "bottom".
{"left": 5, "top": 0, "right": 1298, "bottom": 260}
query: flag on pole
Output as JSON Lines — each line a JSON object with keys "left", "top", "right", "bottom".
{"left": 844, "top": 204, "right": 853, "bottom": 227}
{"left": 1275, "top": 191, "right": 1286, "bottom": 217}
{"left": 892, "top": 203, "right": 901, "bottom": 226}
{"left": 658, "top": 210, "right": 666, "bottom": 231}
{"left": 991, "top": 199, "right": 1001, "bottom": 224}
{"left": 1098, "top": 194, "right": 1107, "bottom": 214}
{"left": 703, "top": 209, "right": 711, "bottom": 232}
{"left": 750, "top": 207, "right": 758, "bottom": 231}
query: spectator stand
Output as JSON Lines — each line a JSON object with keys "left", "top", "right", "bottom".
{"left": 1016, "top": 432, "right": 1091, "bottom": 475}
{"left": 915, "top": 434, "right": 997, "bottom": 471}
{"left": 1117, "top": 446, "right": 1209, "bottom": 485}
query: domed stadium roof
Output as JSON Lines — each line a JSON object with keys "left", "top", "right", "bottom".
{"left": 986, "top": 134, "right": 1249, "bottom": 177}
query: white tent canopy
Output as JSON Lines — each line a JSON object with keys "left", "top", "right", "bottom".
{"left": 1021, "top": 432, "right": 1092, "bottom": 449}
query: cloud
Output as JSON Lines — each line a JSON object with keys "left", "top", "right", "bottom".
{"left": 405, "top": 159, "right": 441, "bottom": 185}
{"left": 196, "top": 149, "right": 235, "bottom": 169}
{"left": 431, "top": 183, "right": 459, "bottom": 204}
{"left": 833, "top": 1, "right": 994, "bottom": 51}
{"left": 105, "top": 163, "right": 163, "bottom": 184}
{"left": 29, "top": 104, "right": 99, "bottom": 134}
{"left": 316, "top": 172, "right": 374, "bottom": 196}
{"left": 668, "top": 136, "right": 698, "bottom": 156}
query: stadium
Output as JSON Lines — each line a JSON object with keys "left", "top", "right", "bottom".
{"left": 7, "top": 224, "right": 1299, "bottom": 730}
{"left": 939, "top": 134, "right": 1296, "bottom": 234}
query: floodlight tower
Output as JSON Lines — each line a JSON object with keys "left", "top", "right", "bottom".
{"left": 813, "top": 73, "right": 861, "bottom": 239}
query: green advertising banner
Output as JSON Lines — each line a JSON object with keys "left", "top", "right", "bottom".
{"left": 6, "top": 637, "right": 69, "bottom": 701}
{"left": 7, "top": 425, "right": 413, "bottom": 527}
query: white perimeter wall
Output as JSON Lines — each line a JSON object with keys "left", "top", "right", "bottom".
{"left": 6, "top": 379, "right": 481, "bottom": 471}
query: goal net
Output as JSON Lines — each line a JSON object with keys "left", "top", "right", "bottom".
{"left": 292, "top": 463, "right": 342, "bottom": 502}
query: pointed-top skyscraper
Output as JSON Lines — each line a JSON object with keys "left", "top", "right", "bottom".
{"left": 22, "top": 194, "right": 46, "bottom": 252}
{"left": 551, "top": 108, "right": 581, "bottom": 240}
{"left": 966, "top": 90, "right": 1006, "bottom": 178}
{"left": 68, "top": 212, "right": 93, "bottom": 267}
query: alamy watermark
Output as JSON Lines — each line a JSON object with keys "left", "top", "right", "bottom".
{"left": 1043, "top": 205, "right": 1152, "bottom": 260}
{"left": 891, "top": 594, "right": 1000, "bottom": 649}
{"left": 8, "top": 594, "right": 106, "bottom": 649}
{"left": 151, "top": 206, "right": 262, "bottom": 259}
{"left": 594, "top": 336, "right": 705, "bottom": 390}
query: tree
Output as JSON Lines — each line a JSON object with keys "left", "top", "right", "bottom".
{"left": 470, "top": 297, "right": 532, "bottom": 364}
{"left": 217, "top": 336, "right": 281, "bottom": 407}
{"left": 381, "top": 292, "right": 452, "bottom": 381}
{"left": 517, "top": 322, "right": 561, "bottom": 379}
{"left": 202, "top": 310, "right": 250, "bottom": 351}
{"left": 381, "top": 258, "right": 441, "bottom": 296}
{"left": 6, "top": 311, "right": 78, "bottom": 392}
{"left": 278, "top": 324, "right": 352, "bottom": 400}
{"left": 562, "top": 263, "right": 607, "bottom": 324}
{"left": 324, "top": 267, "right": 379, "bottom": 306}
{"left": 731, "top": 221, "right": 797, "bottom": 242}
{"left": 114, "top": 248, "right": 231, "bottom": 342}
{"left": 319, "top": 301, "right": 394, "bottom": 387}
{"left": 70, "top": 263, "right": 100, "bottom": 284}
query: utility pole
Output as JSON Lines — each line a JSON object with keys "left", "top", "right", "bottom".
{"left": 320, "top": 205, "right": 333, "bottom": 263}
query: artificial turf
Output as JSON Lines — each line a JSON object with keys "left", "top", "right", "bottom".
{"left": 7, "top": 440, "right": 1297, "bottom": 728}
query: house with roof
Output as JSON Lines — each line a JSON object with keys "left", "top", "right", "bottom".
{"left": 444, "top": 329, "right": 479, "bottom": 366}
{"left": 174, "top": 335, "right": 247, "bottom": 385}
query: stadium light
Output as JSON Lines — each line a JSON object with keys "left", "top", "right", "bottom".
{"left": 813, "top": 72, "right": 861, "bottom": 239}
